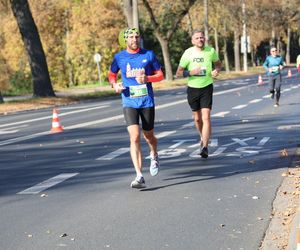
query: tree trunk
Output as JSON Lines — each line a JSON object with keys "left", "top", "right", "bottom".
{"left": 213, "top": 28, "right": 219, "bottom": 55}
{"left": 156, "top": 34, "right": 173, "bottom": 81}
{"left": 0, "top": 92, "right": 4, "bottom": 103}
{"left": 204, "top": 0, "right": 209, "bottom": 45}
{"left": 223, "top": 38, "right": 230, "bottom": 73}
{"left": 10, "top": 0, "right": 55, "bottom": 97}
{"left": 132, "top": 0, "right": 139, "bottom": 29}
{"left": 234, "top": 29, "right": 241, "bottom": 72}
{"left": 123, "top": 0, "right": 133, "bottom": 27}
{"left": 286, "top": 26, "right": 290, "bottom": 65}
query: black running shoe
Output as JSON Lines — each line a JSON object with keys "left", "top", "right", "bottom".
{"left": 200, "top": 147, "right": 208, "bottom": 158}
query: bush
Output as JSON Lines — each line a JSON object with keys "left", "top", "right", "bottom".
{"left": 7, "top": 70, "right": 32, "bottom": 95}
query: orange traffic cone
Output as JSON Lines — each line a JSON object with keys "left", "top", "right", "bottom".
{"left": 287, "top": 69, "right": 292, "bottom": 78}
{"left": 51, "top": 108, "right": 64, "bottom": 133}
{"left": 257, "top": 74, "right": 263, "bottom": 85}
{"left": 297, "top": 228, "right": 300, "bottom": 250}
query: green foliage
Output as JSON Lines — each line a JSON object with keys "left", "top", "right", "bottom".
{"left": 8, "top": 70, "right": 32, "bottom": 95}
{"left": 142, "top": 25, "right": 190, "bottom": 72}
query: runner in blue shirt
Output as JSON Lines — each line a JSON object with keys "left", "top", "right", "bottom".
{"left": 263, "top": 46, "right": 284, "bottom": 107}
{"left": 108, "top": 28, "right": 164, "bottom": 188}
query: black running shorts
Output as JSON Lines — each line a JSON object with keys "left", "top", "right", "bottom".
{"left": 123, "top": 107, "right": 155, "bottom": 131}
{"left": 187, "top": 84, "right": 213, "bottom": 111}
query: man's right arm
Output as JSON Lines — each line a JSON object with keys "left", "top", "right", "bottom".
{"left": 263, "top": 57, "right": 269, "bottom": 71}
{"left": 108, "top": 70, "right": 117, "bottom": 87}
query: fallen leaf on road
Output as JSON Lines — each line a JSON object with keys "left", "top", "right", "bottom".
{"left": 280, "top": 149, "right": 288, "bottom": 157}
{"left": 248, "top": 160, "right": 256, "bottom": 164}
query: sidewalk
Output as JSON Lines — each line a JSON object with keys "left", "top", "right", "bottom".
{"left": 260, "top": 147, "right": 300, "bottom": 249}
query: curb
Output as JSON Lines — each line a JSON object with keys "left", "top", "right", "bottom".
{"left": 287, "top": 147, "right": 300, "bottom": 250}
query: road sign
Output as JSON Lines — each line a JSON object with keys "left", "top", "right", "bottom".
{"left": 94, "top": 53, "right": 102, "bottom": 63}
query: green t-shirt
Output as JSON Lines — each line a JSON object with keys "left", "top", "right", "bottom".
{"left": 179, "top": 46, "right": 219, "bottom": 88}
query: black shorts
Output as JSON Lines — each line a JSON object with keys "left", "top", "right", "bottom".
{"left": 187, "top": 84, "right": 213, "bottom": 111}
{"left": 123, "top": 107, "right": 155, "bottom": 131}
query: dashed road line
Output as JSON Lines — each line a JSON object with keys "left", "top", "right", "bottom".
{"left": 249, "top": 99, "right": 262, "bottom": 103}
{"left": 212, "top": 111, "right": 230, "bottom": 117}
{"left": 17, "top": 173, "right": 79, "bottom": 194}
{"left": 232, "top": 104, "right": 248, "bottom": 110}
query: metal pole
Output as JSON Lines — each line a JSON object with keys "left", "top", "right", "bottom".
{"left": 242, "top": 0, "right": 248, "bottom": 72}
{"left": 96, "top": 61, "right": 101, "bottom": 86}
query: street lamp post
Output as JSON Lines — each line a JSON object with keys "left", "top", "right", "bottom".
{"left": 242, "top": 0, "right": 248, "bottom": 72}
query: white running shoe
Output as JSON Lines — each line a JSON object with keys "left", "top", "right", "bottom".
{"left": 130, "top": 176, "right": 146, "bottom": 189}
{"left": 150, "top": 155, "right": 159, "bottom": 176}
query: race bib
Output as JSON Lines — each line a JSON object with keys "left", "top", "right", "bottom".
{"left": 129, "top": 84, "right": 148, "bottom": 98}
{"left": 195, "top": 66, "right": 207, "bottom": 76}
{"left": 271, "top": 66, "right": 279, "bottom": 73}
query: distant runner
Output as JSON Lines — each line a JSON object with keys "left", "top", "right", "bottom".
{"left": 263, "top": 46, "right": 284, "bottom": 107}
{"left": 176, "top": 30, "right": 221, "bottom": 159}
{"left": 108, "top": 28, "right": 164, "bottom": 188}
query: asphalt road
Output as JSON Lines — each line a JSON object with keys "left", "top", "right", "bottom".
{"left": 0, "top": 71, "right": 300, "bottom": 250}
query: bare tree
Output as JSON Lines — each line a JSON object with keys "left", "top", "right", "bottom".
{"left": 0, "top": 92, "right": 3, "bottom": 103}
{"left": 141, "top": 0, "right": 197, "bottom": 80}
{"left": 10, "top": 0, "right": 55, "bottom": 97}
{"left": 123, "top": 0, "right": 139, "bottom": 28}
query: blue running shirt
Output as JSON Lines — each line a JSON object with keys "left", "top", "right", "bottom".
{"left": 263, "top": 55, "right": 284, "bottom": 77}
{"left": 110, "top": 49, "right": 162, "bottom": 108}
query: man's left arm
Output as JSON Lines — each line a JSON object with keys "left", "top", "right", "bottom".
{"left": 212, "top": 60, "right": 222, "bottom": 78}
{"left": 279, "top": 57, "right": 285, "bottom": 70}
{"left": 136, "top": 69, "right": 164, "bottom": 84}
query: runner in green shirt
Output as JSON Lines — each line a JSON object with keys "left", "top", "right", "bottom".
{"left": 176, "top": 30, "right": 221, "bottom": 158}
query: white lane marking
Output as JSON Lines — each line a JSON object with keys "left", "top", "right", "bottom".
{"left": 96, "top": 147, "right": 130, "bottom": 160}
{"left": 0, "top": 131, "right": 50, "bottom": 146}
{"left": 278, "top": 124, "right": 300, "bottom": 130}
{"left": 188, "top": 138, "right": 218, "bottom": 148}
{"left": 0, "top": 105, "right": 109, "bottom": 129}
{"left": 232, "top": 104, "right": 248, "bottom": 109}
{"left": 212, "top": 111, "right": 230, "bottom": 117}
{"left": 249, "top": 99, "right": 262, "bottom": 103}
{"left": 257, "top": 137, "right": 270, "bottom": 146}
{"left": 181, "top": 121, "right": 194, "bottom": 128}
{"left": 263, "top": 94, "right": 271, "bottom": 99}
{"left": 213, "top": 85, "right": 251, "bottom": 96}
{"left": 17, "top": 173, "right": 79, "bottom": 194}
{"left": 0, "top": 130, "right": 19, "bottom": 134}
{"left": 59, "top": 103, "right": 109, "bottom": 110}
{"left": 0, "top": 125, "right": 28, "bottom": 134}
{"left": 169, "top": 139, "right": 196, "bottom": 149}
{"left": 223, "top": 137, "right": 255, "bottom": 147}
{"left": 66, "top": 114, "right": 124, "bottom": 129}
{"left": 156, "top": 131, "right": 176, "bottom": 138}
{"left": 0, "top": 85, "right": 259, "bottom": 146}
{"left": 155, "top": 100, "right": 186, "bottom": 109}
{"left": 96, "top": 131, "right": 176, "bottom": 160}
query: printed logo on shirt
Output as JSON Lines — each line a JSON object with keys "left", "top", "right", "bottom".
{"left": 126, "top": 63, "right": 145, "bottom": 78}
{"left": 193, "top": 58, "right": 204, "bottom": 63}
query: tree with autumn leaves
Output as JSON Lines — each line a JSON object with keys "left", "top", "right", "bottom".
{"left": 0, "top": 0, "right": 299, "bottom": 100}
